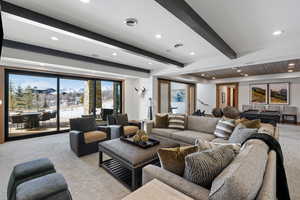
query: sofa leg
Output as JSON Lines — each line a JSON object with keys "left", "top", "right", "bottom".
{"left": 99, "top": 151, "right": 103, "bottom": 167}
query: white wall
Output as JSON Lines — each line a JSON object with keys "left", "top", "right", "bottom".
{"left": 196, "top": 83, "right": 216, "bottom": 114}
{"left": 197, "top": 78, "right": 300, "bottom": 122}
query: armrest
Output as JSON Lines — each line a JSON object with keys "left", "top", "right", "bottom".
{"left": 97, "top": 126, "right": 111, "bottom": 140}
{"left": 145, "top": 120, "right": 154, "bottom": 135}
{"left": 69, "top": 130, "right": 84, "bottom": 145}
{"left": 16, "top": 173, "right": 70, "bottom": 200}
{"left": 106, "top": 125, "right": 123, "bottom": 138}
{"left": 128, "top": 120, "right": 141, "bottom": 129}
{"left": 143, "top": 165, "right": 209, "bottom": 200}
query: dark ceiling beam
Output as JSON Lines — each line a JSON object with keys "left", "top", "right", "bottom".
{"left": 1, "top": 1, "right": 184, "bottom": 67}
{"left": 3, "top": 39, "right": 150, "bottom": 73}
{"left": 154, "top": 0, "right": 237, "bottom": 59}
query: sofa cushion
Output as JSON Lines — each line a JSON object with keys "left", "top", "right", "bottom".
{"left": 151, "top": 128, "right": 180, "bottom": 138}
{"left": 214, "top": 118, "right": 236, "bottom": 139}
{"left": 158, "top": 146, "right": 198, "bottom": 176}
{"left": 211, "top": 138, "right": 229, "bottom": 144}
{"left": 209, "top": 139, "right": 269, "bottom": 200}
{"left": 84, "top": 131, "right": 107, "bottom": 144}
{"left": 195, "top": 139, "right": 241, "bottom": 154}
{"left": 171, "top": 130, "right": 216, "bottom": 144}
{"left": 123, "top": 126, "right": 139, "bottom": 136}
{"left": 184, "top": 145, "right": 236, "bottom": 188}
{"left": 168, "top": 114, "right": 186, "bottom": 130}
{"left": 228, "top": 123, "right": 258, "bottom": 144}
{"left": 187, "top": 116, "right": 219, "bottom": 134}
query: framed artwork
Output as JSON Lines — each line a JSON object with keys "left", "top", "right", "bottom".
{"left": 250, "top": 84, "right": 268, "bottom": 104}
{"left": 269, "top": 83, "right": 289, "bottom": 104}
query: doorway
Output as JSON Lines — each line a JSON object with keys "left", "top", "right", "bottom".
{"left": 216, "top": 83, "right": 239, "bottom": 109}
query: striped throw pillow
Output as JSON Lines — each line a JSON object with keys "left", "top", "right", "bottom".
{"left": 168, "top": 114, "right": 186, "bottom": 130}
{"left": 214, "top": 118, "right": 236, "bottom": 139}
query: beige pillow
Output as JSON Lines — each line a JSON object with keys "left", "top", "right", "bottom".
{"left": 195, "top": 138, "right": 241, "bottom": 154}
{"left": 158, "top": 146, "right": 198, "bottom": 176}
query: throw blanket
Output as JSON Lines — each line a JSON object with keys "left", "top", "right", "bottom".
{"left": 242, "top": 133, "right": 290, "bottom": 200}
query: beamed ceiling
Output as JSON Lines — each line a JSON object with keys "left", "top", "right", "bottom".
{"left": 190, "top": 59, "right": 300, "bottom": 80}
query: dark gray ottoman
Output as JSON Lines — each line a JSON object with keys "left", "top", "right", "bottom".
{"left": 16, "top": 173, "right": 72, "bottom": 200}
{"left": 99, "top": 138, "right": 179, "bottom": 190}
{"left": 7, "top": 158, "right": 56, "bottom": 200}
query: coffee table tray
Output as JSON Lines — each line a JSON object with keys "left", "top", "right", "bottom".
{"left": 120, "top": 137, "right": 160, "bottom": 149}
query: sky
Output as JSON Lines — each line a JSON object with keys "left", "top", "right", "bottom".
{"left": 9, "top": 74, "right": 114, "bottom": 91}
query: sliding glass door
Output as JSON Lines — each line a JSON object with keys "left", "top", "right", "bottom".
{"left": 59, "top": 78, "right": 94, "bottom": 130}
{"left": 7, "top": 74, "right": 57, "bottom": 137}
{"left": 5, "top": 70, "right": 123, "bottom": 140}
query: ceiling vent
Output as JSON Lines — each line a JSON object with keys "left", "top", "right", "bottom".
{"left": 124, "top": 18, "right": 138, "bottom": 27}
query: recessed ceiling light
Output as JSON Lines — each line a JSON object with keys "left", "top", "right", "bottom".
{"left": 51, "top": 36, "right": 58, "bottom": 41}
{"left": 189, "top": 52, "right": 195, "bottom": 56}
{"left": 155, "top": 34, "right": 162, "bottom": 39}
{"left": 212, "top": 77, "right": 216, "bottom": 80}
{"left": 148, "top": 62, "right": 152, "bottom": 65}
{"left": 112, "top": 52, "right": 117, "bottom": 56}
{"left": 272, "top": 30, "right": 284, "bottom": 36}
{"left": 80, "top": 0, "right": 90, "bottom": 3}
{"left": 39, "top": 63, "right": 45, "bottom": 66}
{"left": 288, "top": 63, "right": 295, "bottom": 67}
{"left": 244, "top": 74, "right": 249, "bottom": 77}
{"left": 288, "top": 69, "right": 294, "bottom": 73}
{"left": 124, "top": 18, "right": 138, "bottom": 27}
{"left": 237, "top": 69, "right": 242, "bottom": 73}
{"left": 201, "top": 73, "right": 205, "bottom": 77}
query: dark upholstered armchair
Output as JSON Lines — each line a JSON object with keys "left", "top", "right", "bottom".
{"left": 69, "top": 117, "right": 110, "bottom": 157}
{"left": 107, "top": 114, "right": 141, "bottom": 138}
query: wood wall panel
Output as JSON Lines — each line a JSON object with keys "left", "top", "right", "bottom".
{"left": 0, "top": 67, "right": 4, "bottom": 144}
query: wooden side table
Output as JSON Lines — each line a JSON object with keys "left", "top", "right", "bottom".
{"left": 122, "top": 179, "right": 193, "bottom": 200}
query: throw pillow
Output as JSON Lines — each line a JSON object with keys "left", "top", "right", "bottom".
{"left": 155, "top": 114, "right": 169, "bottom": 128}
{"left": 168, "top": 114, "right": 186, "bottom": 130}
{"left": 228, "top": 124, "right": 258, "bottom": 144}
{"left": 240, "top": 119, "right": 261, "bottom": 129}
{"left": 184, "top": 145, "right": 236, "bottom": 188}
{"left": 214, "top": 118, "right": 236, "bottom": 139}
{"left": 195, "top": 138, "right": 241, "bottom": 154}
{"left": 158, "top": 146, "right": 197, "bottom": 176}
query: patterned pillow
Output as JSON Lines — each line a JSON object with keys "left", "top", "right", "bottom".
{"left": 168, "top": 114, "right": 186, "bottom": 130}
{"left": 155, "top": 114, "right": 169, "bottom": 128}
{"left": 214, "top": 118, "right": 236, "bottom": 139}
{"left": 228, "top": 123, "right": 258, "bottom": 144}
{"left": 184, "top": 145, "right": 236, "bottom": 188}
{"left": 158, "top": 146, "right": 198, "bottom": 176}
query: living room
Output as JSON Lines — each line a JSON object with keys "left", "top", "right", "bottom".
{"left": 0, "top": 0, "right": 299, "bottom": 200}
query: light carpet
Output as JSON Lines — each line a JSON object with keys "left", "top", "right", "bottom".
{"left": 0, "top": 124, "right": 299, "bottom": 199}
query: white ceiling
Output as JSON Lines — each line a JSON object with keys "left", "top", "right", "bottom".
{"left": 2, "top": 0, "right": 300, "bottom": 80}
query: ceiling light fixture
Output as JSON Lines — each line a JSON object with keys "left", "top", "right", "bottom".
{"left": 51, "top": 36, "right": 58, "bottom": 41}
{"left": 201, "top": 73, "right": 205, "bottom": 77}
{"left": 124, "top": 18, "right": 138, "bottom": 27}
{"left": 112, "top": 52, "right": 117, "bottom": 56}
{"left": 39, "top": 63, "right": 45, "bottom": 66}
{"left": 155, "top": 34, "right": 162, "bottom": 39}
{"left": 237, "top": 69, "right": 242, "bottom": 73}
{"left": 244, "top": 74, "right": 249, "bottom": 77}
{"left": 288, "top": 63, "right": 295, "bottom": 67}
{"left": 288, "top": 69, "right": 294, "bottom": 73}
{"left": 189, "top": 52, "right": 195, "bottom": 56}
{"left": 80, "top": 0, "right": 90, "bottom": 3}
{"left": 212, "top": 77, "right": 216, "bottom": 80}
{"left": 272, "top": 30, "right": 284, "bottom": 36}
{"left": 148, "top": 62, "right": 152, "bottom": 65}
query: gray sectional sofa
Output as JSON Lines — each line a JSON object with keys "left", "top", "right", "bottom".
{"left": 144, "top": 115, "right": 278, "bottom": 200}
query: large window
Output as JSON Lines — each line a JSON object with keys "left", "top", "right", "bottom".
{"left": 6, "top": 70, "right": 122, "bottom": 139}
{"left": 8, "top": 74, "right": 57, "bottom": 137}
{"left": 59, "top": 79, "right": 94, "bottom": 130}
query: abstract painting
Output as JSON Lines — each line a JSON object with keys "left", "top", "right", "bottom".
{"left": 269, "top": 83, "right": 289, "bottom": 104}
{"left": 250, "top": 84, "right": 268, "bottom": 104}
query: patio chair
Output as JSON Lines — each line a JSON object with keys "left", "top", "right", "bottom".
{"left": 39, "top": 112, "right": 51, "bottom": 128}
{"left": 10, "top": 115, "right": 24, "bottom": 129}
